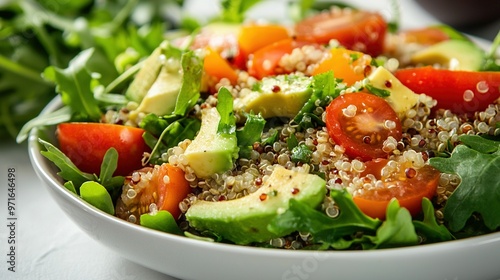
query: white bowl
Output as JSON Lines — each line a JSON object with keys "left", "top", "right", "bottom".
{"left": 29, "top": 96, "right": 500, "bottom": 280}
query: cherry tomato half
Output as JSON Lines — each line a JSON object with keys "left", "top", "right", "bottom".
{"left": 325, "top": 92, "right": 402, "bottom": 161}
{"left": 248, "top": 39, "right": 306, "bottom": 79}
{"left": 294, "top": 9, "right": 387, "bottom": 56}
{"left": 395, "top": 67, "right": 500, "bottom": 114}
{"left": 354, "top": 158, "right": 440, "bottom": 219}
{"left": 57, "top": 122, "right": 149, "bottom": 176}
{"left": 115, "top": 163, "right": 192, "bottom": 221}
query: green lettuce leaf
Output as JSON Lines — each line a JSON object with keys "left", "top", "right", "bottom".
{"left": 429, "top": 135, "right": 500, "bottom": 231}
{"left": 43, "top": 48, "right": 101, "bottom": 121}
{"left": 413, "top": 198, "right": 454, "bottom": 243}
{"left": 236, "top": 113, "right": 266, "bottom": 158}
{"left": 368, "top": 199, "right": 418, "bottom": 248}
{"left": 268, "top": 189, "right": 381, "bottom": 247}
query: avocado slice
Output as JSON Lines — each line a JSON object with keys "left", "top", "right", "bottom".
{"left": 127, "top": 42, "right": 183, "bottom": 118}
{"left": 126, "top": 43, "right": 166, "bottom": 103}
{"left": 184, "top": 107, "right": 238, "bottom": 178}
{"left": 367, "top": 66, "right": 420, "bottom": 119}
{"left": 185, "top": 166, "right": 326, "bottom": 244}
{"left": 410, "top": 40, "right": 484, "bottom": 71}
{"left": 235, "top": 75, "right": 313, "bottom": 118}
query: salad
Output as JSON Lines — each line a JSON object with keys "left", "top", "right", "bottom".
{"left": 20, "top": 1, "right": 500, "bottom": 250}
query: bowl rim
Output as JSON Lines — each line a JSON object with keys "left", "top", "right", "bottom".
{"left": 28, "top": 95, "right": 500, "bottom": 259}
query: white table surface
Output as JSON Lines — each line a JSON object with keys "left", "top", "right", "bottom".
{"left": 0, "top": 1, "right": 498, "bottom": 279}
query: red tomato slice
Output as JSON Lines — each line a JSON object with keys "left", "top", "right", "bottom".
{"left": 115, "top": 164, "right": 191, "bottom": 221}
{"left": 248, "top": 38, "right": 294, "bottom": 79}
{"left": 395, "top": 67, "right": 500, "bottom": 114}
{"left": 57, "top": 123, "right": 149, "bottom": 176}
{"left": 294, "top": 9, "right": 387, "bottom": 56}
{"left": 156, "top": 164, "right": 191, "bottom": 219}
{"left": 354, "top": 158, "right": 440, "bottom": 219}
{"left": 325, "top": 92, "right": 402, "bottom": 161}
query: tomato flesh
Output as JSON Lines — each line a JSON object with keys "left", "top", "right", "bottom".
{"left": 248, "top": 38, "right": 294, "bottom": 79}
{"left": 57, "top": 122, "right": 148, "bottom": 176}
{"left": 325, "top": 92, "right": 402, "bottom": 161}
{"left": 294, "top": 10, "right": 387, "bottom": 56}
{"left": 115, "top": 164, "right": 191, "bottom": 221}
{"left": 395, "top": 67, "right": 500, "bottom": 114}
{"left": 354, "top": 158, "right": 440, "bottom": 219}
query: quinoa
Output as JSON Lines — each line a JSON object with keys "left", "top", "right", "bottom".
{"left": 108, "top": 21, "right": 500, "bottom": 248}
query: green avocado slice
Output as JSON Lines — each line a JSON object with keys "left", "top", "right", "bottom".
{"left": 185, "top": 166, "right": 326, "bottom": 244}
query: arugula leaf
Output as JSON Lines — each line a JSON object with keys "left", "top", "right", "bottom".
{"left": 173, "top": 50, "right": 203, "bottom": 116}
{"left": 142, "top": 116, "right": 201, "bottom": 164}
{"left": 291, "top": 144, "right": 312, "bottom": 164}
{"left": 16, "top": 106, "right": 72, "bottom": 143}
{"left": 287, "top": 133, "right": 298, "bottom": 150}
{"left": 261, "top": 129, "right": 279, "bottom": 146}
{"left": 458, "top": 134, "right": 500, "bottom": 154}
{"left": 98, "top": 148, "right": 125, "bottom": 201}
{"left": 293, "top": 71, "right": 339, "bottom": 129}
{"left": 429, "top": 135, "right": 500, "bottom": 231}
{"left": 39, "top": 139, "right": 124, "bottom": 200}
{"left": 39, "top": 139, "right": 94, "bottom": 189}
{"left": 140, "top": 210, "right": 183, "bottom": 235}
{"left": 80, "top": 181, "right": 115, "bottom": 215}
{"left": 216, "top": 87, "right": 236, "bottom": 135}
{"left": 43, "top": 48, "right": 101, "bottom": 121}
{"left": 268, "top": 189, "right": 380, "bottom": 246}
{"left": 3, "top": 0, "right": 181, "bottom": 141}
{"left": 413, "top": 198, "right": 454, "bottom": 243}
{"left": 63, "top": 181, "right": 77, "bottom": 194}
{"left": 236, "top": 113, "right": 266, "bottom": 158}
{"left": 369, "top": 199, "right": 418, "bottom": 248}
{"left": 365, "top": 84, "right": 391, "bottom": 97}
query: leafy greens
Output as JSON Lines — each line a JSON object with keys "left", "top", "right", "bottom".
{"left": 430, "top": 134, "right": 500, "bottom": 232}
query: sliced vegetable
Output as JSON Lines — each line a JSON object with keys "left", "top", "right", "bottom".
{"left": 115, "top": 163, "right": 191, "bottom": 222}
{"left": 312, "top": 48, "right": 371, "bottom": 85}
{"left": 237, "top": 24, "right": 290, "bottom": 58}
{"left": 395, "top": 67, "right": 500, "bottom": 114}
{"left": 294, "top": 9, "right": 387, "bottom": 56}
{"left": 409, "top": 40, "right": 484, "bottom": 71}
{"left": 354, "top": 158, "right": 441, "bottom": 219}
{"left": 204, "top": 47, "right": 238, "bottom": 85}
{"left": 248, "top": 38, "right": 295, "bottom": 79}
{"left": 325, "top": 92, "right": 402, "bottom": 161}
{"left": 57, "top": 123, "right": 148, "bottom": 176}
